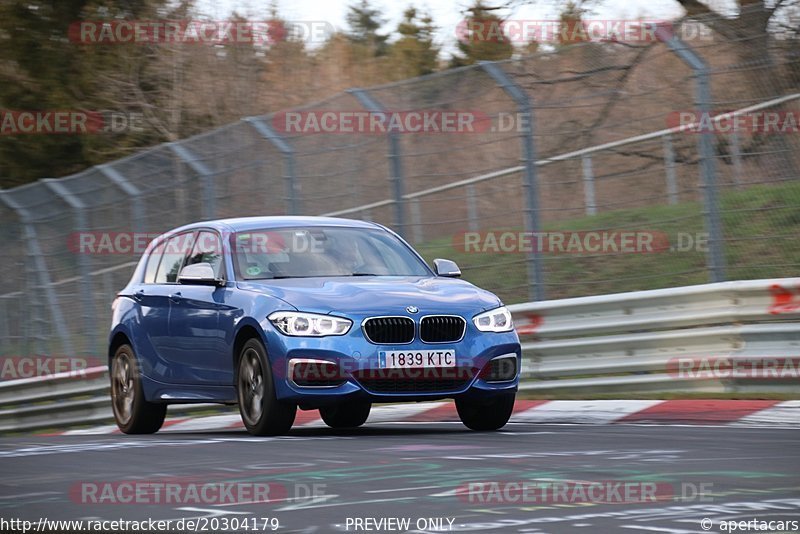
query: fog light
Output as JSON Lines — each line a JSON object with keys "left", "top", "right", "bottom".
{"left": 479, "top": 354, "right": 518, "bottom": 382}
{"left": 288, "top": 359, "right": 347, "bottom": 387}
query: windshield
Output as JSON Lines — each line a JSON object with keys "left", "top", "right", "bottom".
{"left": 232, "top": 226, "right": 431, "bottom": 280}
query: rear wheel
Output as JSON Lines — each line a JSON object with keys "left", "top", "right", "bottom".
{"left": 237, "top": 338, "right": 296, "bottom": 436}
{"left": 319, "top": 400, "right": 371, "bottom": 429}
{"left": 456, "top": 393, "right": 515, "bottom": 431}
{"left": 111, "top": 344, "right": 166, "bottom": 434}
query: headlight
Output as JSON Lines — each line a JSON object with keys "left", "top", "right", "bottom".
{"left": 473, "top": 306, "right": 513, "bottom": 332}
{"left": 268, "top": 311, "right": 352, "bottom": 337}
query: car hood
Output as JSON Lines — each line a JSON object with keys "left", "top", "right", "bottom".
{"left": 236, "top": 276, "right": 502, "bottom": 316}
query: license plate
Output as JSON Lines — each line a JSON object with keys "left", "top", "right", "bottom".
{"left": 379, "top": 350, "right": 456, "bottom": 369}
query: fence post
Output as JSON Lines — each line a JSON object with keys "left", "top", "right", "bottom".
{"left": 244, "top": 117, "right": 301, "bottom": 215}
{"left": 409, "top": 198, "right": 423, "bottom": 244}
{"left": 42, "top": 179, "right": 97, "bottom": 354}
{"left": 22, "top": 261, "right": 36, "bottom": 354}
{"left": 348, "top": 88, "right": 407, "bottom": 239}
{"left": 168, "top": 142, "right": 216, "bottom": 220}
{"left": 480, "top": 61, "right": 546, "bottom": 301}
{"left": 0, "top": 192, "right": 75, "bottom": 356}
{"left": 662, "top": 134, "right": 679, "bottom": 205}
{"left": 466, "top": 184, "right": 479, "bottom": 232}
{"left": 657, "top": 29, "right": 726, "bottom": 283}
{"left": 0, "top": 297, "right": 8, "bottom": 352}
{"left": 98, "top": 164, "right": 146, "bottom": 234}
{"left": 581, "top": 154, "right": 597, "bottom": 216}
{"left": 728, "top": 132, "right": 743, "bottom": 190}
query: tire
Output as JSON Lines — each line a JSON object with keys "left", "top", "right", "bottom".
{"left": 319, "top": 400, "right": 372, "bottom": 429}
{"left": 111, "top": 344, "right": 167, "bottom": 434}
{"left": 456, "top": 393, "right": 515, "bottom": 431}
{"left": 237, "top": 338, "right": 296, "bottom": 436}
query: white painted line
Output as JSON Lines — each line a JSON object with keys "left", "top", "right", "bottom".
{"left": 297, "top": 419, "right": 328, "bottom": 429}
{"left": 367, "top": 402, "right": 448, "bottom": 423}
{"left": 275, "top": 495, "right": 415, "bottom": 512}
{"left": 733, "top": 400, "right": 800, "bottom": 427}
{"left": 62, "top": 424, "right": 119, "bottom": 435}
{"left": 0, "top": 491, "right": 59, "bottom": 500}
{"left": 272, "top": 494, "right": 339, "bottom": 511}
{"left": 175, "top": 507, "right": 248, "bottom": 516}
{"left": 512, "top": 400, "right": 665, "bottom": 424}
{"left": 216, "top": 496, "right": 295, "bottom": 506}
{"left": 365, "top": 485, "right": 444, "bottom": 494}
{"left": 301, "top": 402, "right": 447, "bottom": 428}
{"left": 165, "top": 414, "right": 242, "bottom": 432}
{"left": 621, "top": 526, "right": 704, "bottom": 533}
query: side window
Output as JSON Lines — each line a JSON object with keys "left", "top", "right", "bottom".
{"left": 143, "top": 243, "right": 162, "bottom": 284}
{"left": 185, "top": 231, "right": 224, "bottom": 278}
{"left": 155, "top": 233, "right": 195, "bottom": 284}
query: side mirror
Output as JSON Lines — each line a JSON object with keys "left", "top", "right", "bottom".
{"left": 178, "top": 263, "right": 224, "bottom": 286}
{"left": 433, "top": 258, "right": 461, "bottom": 278}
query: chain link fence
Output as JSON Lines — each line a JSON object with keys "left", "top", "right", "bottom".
{"left": 1, "top": 9, "right": 798, "bottom": 358}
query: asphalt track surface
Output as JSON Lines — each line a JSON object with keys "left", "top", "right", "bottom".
{"left": 1, "top": 422, "right": 799, "bottom": 533}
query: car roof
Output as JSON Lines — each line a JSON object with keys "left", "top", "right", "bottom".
{"left": 166, "top": 216, "right": 383, "bottom": 235}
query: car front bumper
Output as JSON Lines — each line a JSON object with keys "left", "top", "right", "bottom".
{"left": 261, "top": 318, "right": 521, "bottom": 408}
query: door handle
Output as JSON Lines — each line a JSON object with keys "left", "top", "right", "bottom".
{"left": 169, "top": 292, "right": 182, "bottom": 303}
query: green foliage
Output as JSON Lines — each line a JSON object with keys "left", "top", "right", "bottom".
{"left": 0, "top": 0, "right": 93, "bottom": 185}
{"left": 345, "top": 0, "right": 389, "bottom": 57}
{"left": 390, "top": 7, "right": 439, "bottom": 78}
{"left": 450, "top": 1, "right": 513, "bottom": 67}
{"left": 0, "top": 0, "right": 184, "bottom": 187}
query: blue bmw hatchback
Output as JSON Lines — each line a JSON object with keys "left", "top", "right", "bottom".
{"left": 109, "top": 216, "right": 521, "bottom": 435}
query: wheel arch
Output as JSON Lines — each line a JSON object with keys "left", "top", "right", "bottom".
{"left": 232, "top": 320, "right": 268, "bottom": 377}
{"left": 108, "top": 329, "right": 133, "bottom": 369}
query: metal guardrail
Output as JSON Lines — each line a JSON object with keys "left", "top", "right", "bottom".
{"left": 0, "top": 366, "right": 110, "bottom": 432}
{"left": 512, "top": 277, "right": 800, "bottom": 393}
{"left": 0, "top": 368, "right": 226, "bottom": 433}
{"left": 1, "top": 278, "right": 798, "bottom": 432}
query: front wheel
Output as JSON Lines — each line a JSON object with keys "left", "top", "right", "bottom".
{"left": 111, "top": 344, "right": 166, "bottom": 434}
{"left": 319, "top": 400, "right": 371, "bottom": 428}
{"left": 237, "top": 338, "right": 296, "bottom": 436}
{"left": 456, "top": 393, "right": 515, "bottom": 431}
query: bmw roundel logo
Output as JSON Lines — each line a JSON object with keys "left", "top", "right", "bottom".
{"left": 406, "top": 306, "right": 419, "bottom": 314}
